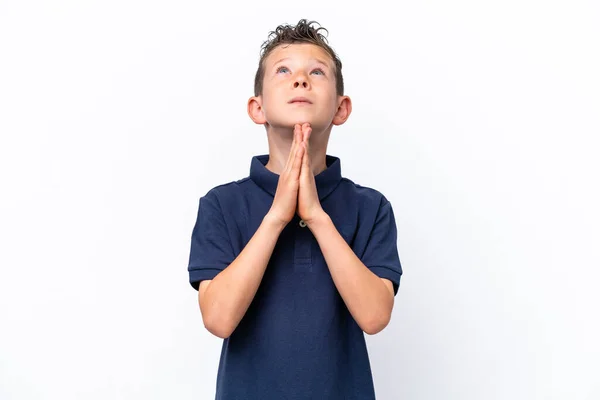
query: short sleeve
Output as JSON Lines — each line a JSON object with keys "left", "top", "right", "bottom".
{"left": 361, "top": 197, "right": 403, "bottom": 295}
{"left": 187, "top": 190, "right": 236, "bottom": 291}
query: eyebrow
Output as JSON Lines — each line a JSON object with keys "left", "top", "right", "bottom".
{"left": 273, "top": 57, "right": 331, "bottom": 68}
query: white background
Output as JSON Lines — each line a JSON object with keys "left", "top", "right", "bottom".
{"left": 1, "top": 1, "right": 599, "bottom": 399}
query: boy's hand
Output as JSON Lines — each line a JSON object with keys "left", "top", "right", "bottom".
{"left": 297, "top": 123, "right": 324, "bottom": 224}
{"left": 267, "top": 124, "right": 305, "bottom": 226}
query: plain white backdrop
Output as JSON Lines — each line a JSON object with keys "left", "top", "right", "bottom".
{"left": 1, "top": 1, "right": 599, "bottom": 399}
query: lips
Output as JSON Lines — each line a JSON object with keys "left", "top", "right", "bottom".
{"left": 289, "top": 97, "right": 312, "bottom": 104}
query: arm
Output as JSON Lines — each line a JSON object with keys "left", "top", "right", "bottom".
{"left": 307, "top": 211, "right": 395, "bottom": 335}
{"left": 196, "top": 125, "right": 307, "bottom": 339}
{"left": 199, "top": 213, "right": 286, "bottom": 339}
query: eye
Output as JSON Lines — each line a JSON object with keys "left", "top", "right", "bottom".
{"left": 311, "top": 68, "right": 325, "bottom": 75}
{"left": 276, "top": 66, "right": 289, "bottom": 74}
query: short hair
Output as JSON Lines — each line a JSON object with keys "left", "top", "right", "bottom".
{"left": 253, "top": 19, "right": 344, "bottom": 97}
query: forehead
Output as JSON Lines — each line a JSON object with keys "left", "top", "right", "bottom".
{"left": 264, "top": 43, "right": 333, "bottom": 68}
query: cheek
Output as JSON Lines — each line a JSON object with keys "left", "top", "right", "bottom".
{"left": 265, "top": 89, "right": 286, "bottom": 106}
{"left": 261, "top": 97, "right": 280, "bottom": 117}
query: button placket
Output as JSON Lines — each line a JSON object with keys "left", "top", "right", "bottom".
{"left": 294, "top": 218, "right": 312, "bottom": 268}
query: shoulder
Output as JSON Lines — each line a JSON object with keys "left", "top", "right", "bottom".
{"left": 196, "top": 176, "right": 252, "bottom": 211}
{"left": 201, "top": 176, "right": 250, "bottom": 197}
{"left": 199, "top": 167, "right": 256, "bottom": 199}
{"left": 338, "top": 177, "right": 392, "bottom": 209}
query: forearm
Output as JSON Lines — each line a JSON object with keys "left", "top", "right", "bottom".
{"left": 202, "top": 212, "right": 286, "bottom": 338}
{"left": 308, "top": 212, "right": 394, "bottom": 335}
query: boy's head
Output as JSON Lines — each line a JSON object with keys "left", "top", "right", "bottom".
{"left": 253, "top": 19, "right": 344, "bottom": 97}
{"left": 248, "top": 19, "right": 351, "bottom": 132}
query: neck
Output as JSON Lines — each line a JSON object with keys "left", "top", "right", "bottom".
{"left": 264, "top": 125, "right": 331, "bottom": 176}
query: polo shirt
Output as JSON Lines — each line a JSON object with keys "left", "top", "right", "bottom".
{"left": 188, "top": 154, "right": 403, "bottom": 400}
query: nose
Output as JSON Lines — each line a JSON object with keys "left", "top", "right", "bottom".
{"left": 293, "top": 74, "right": 309, "bottom": 89}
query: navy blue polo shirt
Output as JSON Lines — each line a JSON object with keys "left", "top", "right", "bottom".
{"left": 188, "top": 154, "right": 403, "bottom": 400}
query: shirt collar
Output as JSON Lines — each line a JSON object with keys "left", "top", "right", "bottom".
{"left": 250, "top": 154, "right": 342, "bottom": 201}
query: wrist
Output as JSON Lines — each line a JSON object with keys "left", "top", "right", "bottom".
{"left": 304, "top": 210, "right": 330, "bottom": 230}
{"left": 263, "top": 211, "right": 289, "bottom": 232}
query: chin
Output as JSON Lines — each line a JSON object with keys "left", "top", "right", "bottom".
{"left": 269, "top": 119, "right": 311, "bottom": 129}
{"left": 267, "top": 114, "right": 329, "bottom": 131}
{"left": 289, "top": 116, "right": 326, "bottom": 128}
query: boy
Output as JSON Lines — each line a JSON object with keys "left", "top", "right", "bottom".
{"left": 187, "top": 19, "right": 403, "bottom": 399}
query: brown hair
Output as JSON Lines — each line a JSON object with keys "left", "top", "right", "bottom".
{"left": 253, "top": 19, "right": 344, "bottom": 97}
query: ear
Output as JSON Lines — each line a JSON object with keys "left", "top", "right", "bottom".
{"left": 332, "top": 95, "right": 352, "bottom": 126}
{"left": 247, "top": 96, "right": 266, "bottom": 125}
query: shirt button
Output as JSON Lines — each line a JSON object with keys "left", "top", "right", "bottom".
{"left": 299, "top": 220, "right": 307, "bottom": 228}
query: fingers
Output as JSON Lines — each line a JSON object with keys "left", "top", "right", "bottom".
{"left": 302, "top": 141, "right": 309, "bottom": 169}
{"left": 285, "top": 123, "right": 310, "bottom": 176}
{"left": 301, "top": 123, "right": 310, "bottom": 166}
{"left": 297, "top": 123, "right": 310, "bottom": 174}
{"left": 301, "top": 122, "right": 312, "bottom": 143}
{"left": 292, "top": 134, "right": 305, "bottom": 176}
{"left": 283, "top": 124, "right": 301, "bottom": 176}
{"left": 285, "top": 124, "right": 300, "bottom": 169}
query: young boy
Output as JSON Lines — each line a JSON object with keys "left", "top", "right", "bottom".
{"left": 187, "top": 19, "right": 403, "bottom": 399}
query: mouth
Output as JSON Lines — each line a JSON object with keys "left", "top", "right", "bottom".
{"left": 288, "top": 97, "right": 313, "bottom": 104}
